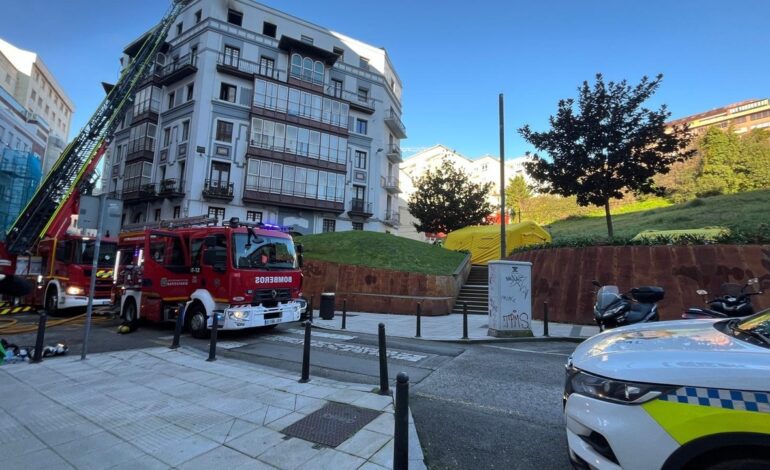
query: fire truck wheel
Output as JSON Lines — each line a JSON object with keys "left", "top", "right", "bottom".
{"left": 188, "top": 303, "right": 210, "bottom": 339}
{"left": 122, "top": 298, "right": 138, "bottom": 329}
{"left": 45, "top": 286, "right": 59, "bottom": 316}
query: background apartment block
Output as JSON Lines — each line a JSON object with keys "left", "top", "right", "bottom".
{"left": 0, "top": 38, "right": 74, "bottom": 176}
{"left": 667, "top": 98, "right": 770, "bottom": 137}
{"left": 106, "top": 0, "right": 406, "bottom": 235}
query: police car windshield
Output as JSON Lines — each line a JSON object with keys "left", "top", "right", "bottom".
{"left": 731, "top": 311, "right": 770, "bottom": 347}
{"left": 232, "top": 234, "right": 296, "bottom": 270}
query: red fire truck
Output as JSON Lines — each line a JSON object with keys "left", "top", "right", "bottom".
{"left": 115, "top": 217, "right": 306, "bottom": 338}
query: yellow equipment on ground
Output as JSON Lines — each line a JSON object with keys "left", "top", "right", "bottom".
{"left": 444, "top": 221, "right": 551, "bottom": 265}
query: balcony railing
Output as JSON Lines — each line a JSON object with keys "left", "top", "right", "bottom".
{"left": 324, "top": 86, "right": 375, "bottom": 113}
{"left": 217, "top": 53, "right": 283, "bottom": 80}
{"left": 384, "top": 210, "right": 400, "bottom": 226}
{"left": 158, "top": 178, "right": 184, "bottom": 198}
{"left": 156, "top": 53, "right": 198, "bottom": 85}
{"left": 203, "top": 180, "right": 234, "bottom": 201}
{"left": 384, "top": 109, "right": 407, "bottom": 139}
{"left": 127, "top": 137, "right": 155, "bottom": 158}
{"left": 386, "top": 144, "right": 402, "bottom": 163}
{"left": 122, "top": 183, "right": 158, "bottom": 202}
{"left": 382, "top": 175, "right": 401, "bottom": 193}
{"left": 348, "top": 198, "right": 373, "bottom": 217}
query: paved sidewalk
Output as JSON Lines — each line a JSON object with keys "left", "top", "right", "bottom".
{"left": 313, "top": 311, "right": 600, "bottom": 341}
{"left": 0, "top": 347, "right": 424, "bottom": 469}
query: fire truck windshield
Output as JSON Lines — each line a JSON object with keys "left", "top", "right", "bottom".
{"left": 74, "top": 240, "right": 117, "bottom": 267}
{"left": 232, "top": 234, "right": 297, "bottom": 270}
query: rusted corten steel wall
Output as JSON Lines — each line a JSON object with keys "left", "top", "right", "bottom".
{"left": 301, "top": 259, "right": 470, "bottom": 315}
{"left": 509, "top": 245, "right": 770, "bottom": 325}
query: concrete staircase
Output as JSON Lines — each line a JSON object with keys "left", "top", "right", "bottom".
{"left": 451, "top": 265, "right": 489, "bottom": 315}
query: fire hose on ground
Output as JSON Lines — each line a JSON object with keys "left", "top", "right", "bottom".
{"left": 0, "top": 313, "right": 113, "bottom": 335}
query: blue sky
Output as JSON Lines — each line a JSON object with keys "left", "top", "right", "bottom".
{"left": 3, "top": 0, "right": 769, "bottom": 159}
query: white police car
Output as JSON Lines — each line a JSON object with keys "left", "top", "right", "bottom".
{"left": 564, "top": 311, "right": 770, "bottom": 469}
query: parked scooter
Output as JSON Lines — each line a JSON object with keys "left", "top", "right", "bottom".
{"left": 592, "top": 280, "right": 665, "bottom": 331}
{"left": 682, "top": 278, "right": 763, "bottom": 319}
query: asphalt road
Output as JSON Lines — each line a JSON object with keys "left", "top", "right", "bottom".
{"left": 1, "top": 313, "right": 577, "bottom": 469}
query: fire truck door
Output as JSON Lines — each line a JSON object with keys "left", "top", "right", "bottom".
{"left": 146, "top": 233, "right": 190, "bottom": 302}
{"left": 195, "top": 233, "right": 228, "bottom": 301}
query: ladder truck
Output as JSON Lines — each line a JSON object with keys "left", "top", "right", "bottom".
{"left": 115, "top": 216, "right": 306, "bottom": 338}
{"left": 0, "top": 0, "right": 192, "bottom": 313}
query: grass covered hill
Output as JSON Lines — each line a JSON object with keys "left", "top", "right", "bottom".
{"left": 547, "top": 189, "right": 770, "bottom": 241}
{"left": 296, "top": 231, "right": 467, "bottom": 275}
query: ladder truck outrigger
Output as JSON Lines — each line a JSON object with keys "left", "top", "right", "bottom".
{"left": 0, "top": 1, "right": 192, "bottom": 313}
{"left": 114, "top": 216, "right": 307, "bottom": 338}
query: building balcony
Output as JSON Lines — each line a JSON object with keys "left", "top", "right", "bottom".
{"left": 243, "top": 184, "right": 344, "bottom": 213}
{"left": 386, "top": 144, "right": 402, "bottom": 163}
{"left": 384, "top": 109, "right": 407, "bottom": 139}
{"left": 158, "top": 178, "right": 185, "bottom": 199}
{"left": 122, "top": 183, "right": 158, "bottom": 203}
{"left": 325, "top": 86, "right": 375, "bottom": 114}
{"left": 384, "top": 210, "right": 400, "bottom": 227}
{"left": 202, "top": 180, "right": 234, "bottom": 201}
{"left": 126, "top": 137, "right": 156, "bottom": 162}
{"left": 217, "top": 53, "right": 283, "bottom": 81}
{"left": 382, "top": 175, "right": 401, "bottom": 194}
{"left": 157, "top": 53, "right": 197, "bottom": 86}
{"left": 348, "top": 198, "right": 373, "bottom": 218}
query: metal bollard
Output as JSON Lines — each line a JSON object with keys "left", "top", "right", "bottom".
{"left": 341, "top": 298, "right": 347, "bottom": 330}
{"left": 31, "top": 310, "right": 48, "bottom": 364}
{"left": 462, "top": 302, "right": 469, "bottom": 339}
{"left": 378, "top": 323, "right": 390, "bottom": 395}
{"left": 543, "top": 301, "right": 550, "bottom": 337}
{"left": 299, "top": 320, "right": 311, "bottom": 383}
{"left": 308, "top": 295, "right": 314, "bottom": 323}
{"left": 393, "top": 372, "right": 409, "bottom": 470}
{"left": 207, "top": 313, "right": 219, "bottom": 362}
{"left": 416, "top": 302, "right": 421, "bottom": 338}
{"left": 170, "top": 304, "right": 185, "bottom": 350}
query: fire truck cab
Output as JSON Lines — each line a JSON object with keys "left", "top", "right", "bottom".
{"left": 116, "top": 217, "right": 305, "bottom": 338}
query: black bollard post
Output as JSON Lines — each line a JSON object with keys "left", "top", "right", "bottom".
{"left": 378, "top": 323, "right": 390, "bottom": 395}
{"left": 308, "top": 295, "right": 314, "bottom": 323}
{"left": 299, "top": 320, "right": 311, "bottom": 383}
{"left": 207, "top": 313, "right": 219, "bottom": 362}
{"left": 543, "top": 301, "right": 550, "bottom": 337}
{"left": 31, "top": 310, "right": 48, "bottom": 364}
{"left": 415, "top": 302, "right": 421, "bottom": 338}
{"left": 341, "top": 298, "right": 347, "bottom": 330}
{"left": 170, "top": 304, "right": 185, "bottom": 350}
{"left": 393, "top": 372, "right": 409, "bottom": 470}
{"left": 462, "top": 302, "right": 469, "bottom": 339}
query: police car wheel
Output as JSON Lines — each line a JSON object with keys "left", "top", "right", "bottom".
{"left": 188, "top": 304, "right": 210, "bottom": 339}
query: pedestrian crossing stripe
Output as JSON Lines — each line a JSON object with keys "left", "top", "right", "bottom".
{"left": 96, "top": 270, "right": 114, "bottom": 279}
{"left": 0, "top": 305, "right": 34, "bottom": 315}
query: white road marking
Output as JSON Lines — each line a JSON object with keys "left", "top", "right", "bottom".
{"left": 481, "top": 344, "right": 570, "bottom": 357}
{"left": 215, "top": 341, "right": 248, "bottom": 350}
{"left": 287, "top": 329, "right": 356, "bottom": 341}
{"left": 262, "top": 335, "right": 428, "bottom": 362}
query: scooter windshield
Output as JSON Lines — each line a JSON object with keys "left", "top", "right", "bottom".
{"left": 596, "top": 286, "right": 621, "bottom": 310}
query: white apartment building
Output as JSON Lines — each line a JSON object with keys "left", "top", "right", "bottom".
{"left": 0, "top": 38, "right": 74, "bottom": 175}
{"left": 398, "top": 144, "right": 533, "bottom": 241}
{"left": 105, "top": 0, "right": 405, "bottom": 235}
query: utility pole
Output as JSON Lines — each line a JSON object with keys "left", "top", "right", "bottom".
{"left": 499, "top": 94, "right": 506, "bottom": 260}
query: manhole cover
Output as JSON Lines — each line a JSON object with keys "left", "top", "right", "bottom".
{"left": 282, "top": 402, "right": 381, "bottom": 447}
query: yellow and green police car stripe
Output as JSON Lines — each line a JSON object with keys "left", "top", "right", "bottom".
{"left": 643, "top": 386, "right": 770, "bottom": 444}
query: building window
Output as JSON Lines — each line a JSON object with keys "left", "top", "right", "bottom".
{"left": 173, "top": 206, "right": 181, "bottom": 218}
{"left": 194, "top": 9, "right": 202, "bottom": 23}
{"left": 355, "top": 150, "right": 367, "bottom": 169}
{"left": 208, "top": 206, "right": 225, "bottom": 220}
{"left": 322, "top": 219, "right": 336, "bottom": 233}
{"left": 263, "top": 22, "right": 277, "bottom": 38}
{"left": 167, "top": 91, "right": 175, "bottom": 109}
{"left": 357, "top": 87, "right": 369, "bottom": 103}
{"left": 227, "top": 9, "right": 243, "bottom": 26}
{"left": 223, "top": 45, "right": 240, "bottom": 67}
{"left": 176, "top": 22, "right": 183, "bottom": 35}
{"left": 330, "top": 79, "right": 343, "bottom": 98}
{"left": 246, "top": 211, "right": 263, "bottom": 222}
{"left": 259, "top": 57, "right": 275, "bottom": 77}
{"left": 215, "top": 121, "right": 233, "bottom": 142}
{"left": 181, "top": 121, "right": 190, "bottom": 141}
{"left": 359, "top": 57, "right": 369, "bottom": 69}
{"left": 219, "top": 83, "right": 236, "bottom": 102}
{"left": 352, "top": 222, "right": 363, "bottom": 231}
{"left": 290, "top": 53, "right": 324, "bottom": 85}
{"left": 163, "top": 127, "right": 171, "bottom": 147}
{"left": 154, "top": 209, "right": 161, "bottom": 221}
{"left": 186, "top": 83, "right": 194, "bottom": 101}
{"left": 355, "top": 119, "right": 368, "bottom": 135}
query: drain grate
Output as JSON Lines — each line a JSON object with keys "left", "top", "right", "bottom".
{"left": 281, "top": 402, "right": 382, "bottom": 447}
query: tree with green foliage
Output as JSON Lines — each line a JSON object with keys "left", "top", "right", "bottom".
{"left": 696, "top": 127, "right": 744, "bottom": 195}
{"left": 519, "top": 73, "right": 695, "bottom": 238}
{"left": 736, "top": 129, "right": 770, "bottom": 191}
{"left": 408, "top": 159, "right": 494, "bottom": 234}
{"left": 505, "top": 175, "right": 532, "bottom": 223}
